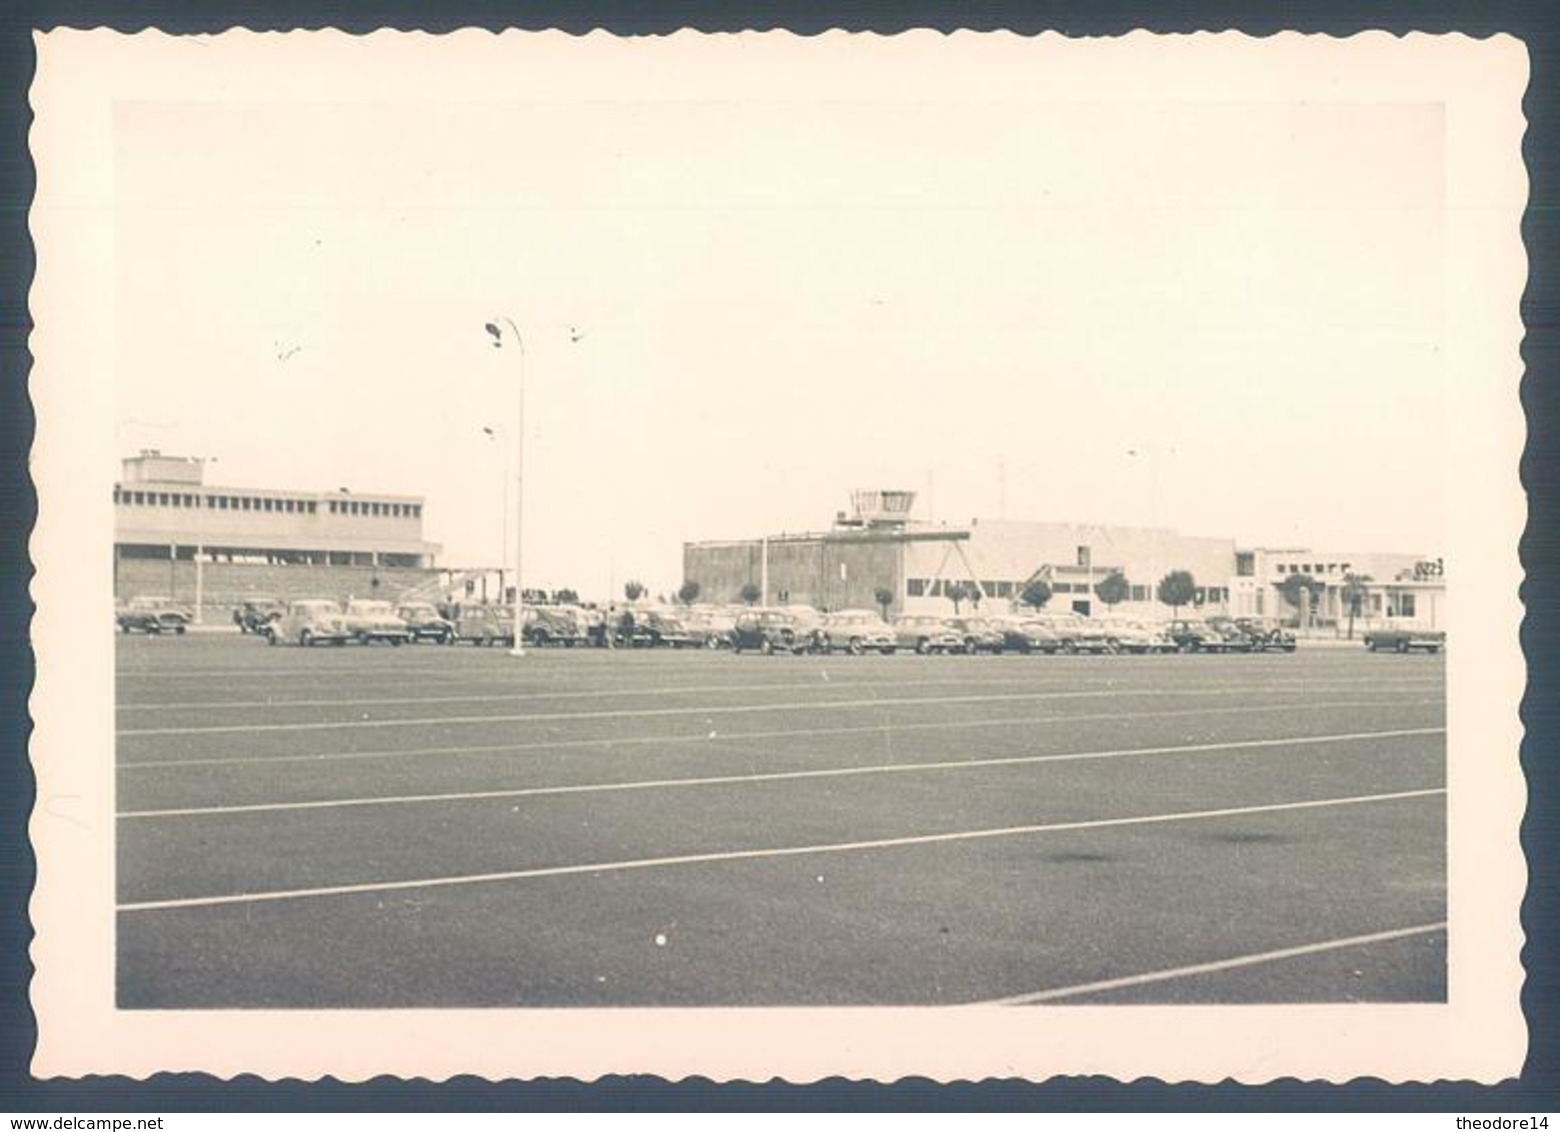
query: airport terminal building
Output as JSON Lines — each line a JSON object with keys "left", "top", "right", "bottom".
{"left": 113, "top": 451, "right": 443, "bottom": 617}
{"left": 684, "top": 490, "right": 1447, "bottom": 629}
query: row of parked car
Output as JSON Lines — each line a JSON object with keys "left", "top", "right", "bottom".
{"left": 230, "top": 597, "right": 1307, "bottom": 655}
{"left": 721, "top": 607, "right": 1303, "bottom": 656}
{"left": 238, "top": 596, "right": 702, "bottom": 649}
{"left": 119, "top": 594, "right": 1441, "bottom": 656}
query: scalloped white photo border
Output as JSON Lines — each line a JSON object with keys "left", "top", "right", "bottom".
{"left": 26, "top": 28, "right": 1529, "bottom": 1083}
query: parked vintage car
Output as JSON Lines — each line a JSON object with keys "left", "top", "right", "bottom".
{"left": 637, "top": 607, "right": 698, "bottom": 648}
{"left": 396, "top": 601, "right": 455, "bottom": 644}
{"left": 1231, "top": 616, "right": 1298, "bottom": 653}
{"left": 232, "top": 596, "right": 285, "bottom": 634}
{"left": 731, "top": 608, "right": 823, "bottom": 655}
{"left": 891, "top": 614, "right": 965, "bottom": 654}
{"left": 1096, "top": 619, "right": 1175, "bottom": 654}
{"left": 1030, "top": 614, "right": 1113, "bottom": 654}
{"left": 524, "top": 604, "right": 589, "bottom": 647}
{"left": 681, "top": 604, "right": 738, "bottom": 648}
{"left": 816, "top": 609, "right": 897, "bottom": 655}
{"left": 1363, "top": 626, "right": 1446, "bottom": 654}
{"left": 341, "top": 599, "right": 412, "bottom": 646}
{"left": 266, "top": 599, "right": 350, "bottom": 646}
{"left": 116, "top": 596, "right": 193, "bottom": 635}
{"left": 947, "top": 616, "right": 1006, "bottom": 654}
{"left": 1166, "top": 618, "right": 1240, "bottom": 653}
{"left": 445, "top": 604, "right": 515, "bottom": 647}
{"left": 996, "top": 617, "right": 1064, "bottom": 655}
{"left": 608, "top": 607, "right": 658, "bottom": 648}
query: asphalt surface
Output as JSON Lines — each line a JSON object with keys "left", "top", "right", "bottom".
{"left": 115, "top": 634, "right": 1446, "bottom": 1007}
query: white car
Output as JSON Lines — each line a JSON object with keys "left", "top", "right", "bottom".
{"left": 817, "top": 610, "right": 897, "bottom": 655}
{"left": 267, "top": 599, "right": 350, "bottom": 647}
{"left": 341, "top": 599, "right": 412, "bottom": 646}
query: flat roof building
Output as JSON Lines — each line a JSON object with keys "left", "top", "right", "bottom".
{"left": 114, "top": 451, "right": 440, "bottom": 568}
{"left": 113, "top": 451, "right": 443, "bottom": 617}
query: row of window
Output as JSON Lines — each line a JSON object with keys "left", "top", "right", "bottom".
{"left": 906, "top": 578, "right": 1232, "bottom": 604}
{"left": 1275, "top": 561, "right": 1352, "bottom": 577}
{"left": 113, "top": 488, "right": 421, "bottom": 519}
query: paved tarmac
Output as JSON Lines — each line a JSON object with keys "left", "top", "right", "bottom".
{"left": 115, "top": 634, "right": 1446, "bottom": 1007}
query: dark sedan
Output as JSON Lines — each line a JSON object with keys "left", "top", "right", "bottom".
{"left": 117, "top": 597, "right": 192, "bottom": 635}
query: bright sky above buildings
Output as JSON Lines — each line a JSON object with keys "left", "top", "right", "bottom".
{"left": 109, "top": 33, "right": 1451, "bottom": 601}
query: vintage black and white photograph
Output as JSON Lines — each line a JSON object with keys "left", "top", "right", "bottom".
{"left": 26, "top": 29, "right": 1527, "bottom": 1082}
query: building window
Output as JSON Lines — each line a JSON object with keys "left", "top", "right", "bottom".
{"left": 996, "top": 581, "right": 1013, "bottom": 598}
{"left": 1193, "top": 587, "right": 1206, "bottom": 604}
{"left": 413, "top": 504, "right": 421, "bottom": 518}
{"left": 1398, "top": 593, "right": 1417, "bottom": 618}
{"left": 1077, "top": 546, "right": 1091, "bottom": 568}
{"left": 1235, "top": 552, "right": 1254, "bottom": 577}
{"left": 907, "top": 579, "right": 926, "bottom": 597}
{"left": 306, "top": 501, "right": 317, "bottom": 514}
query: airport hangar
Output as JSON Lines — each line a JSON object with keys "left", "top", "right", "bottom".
{"left": 682, "top": 490, "right": 1447, "bottom": 629}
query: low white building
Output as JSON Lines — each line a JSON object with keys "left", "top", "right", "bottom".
{"left": 1230, "top": 547, "right": 1446, "bottom": 630}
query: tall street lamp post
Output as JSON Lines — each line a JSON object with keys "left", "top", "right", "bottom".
{"left": 485, "top": 317, "right": 526, "bottom": 657}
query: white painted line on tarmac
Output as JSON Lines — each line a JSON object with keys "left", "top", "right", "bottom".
{"left": 977, "top": 922, "right": 1448, "bottom": 1005}
{"left": 114, "top": 671, "right": 1445, "bottom": 712}
{"left": 117, "top": 787, "right": 1444, "bottom": 913}
{"left": 113, "top": 673, "right": 1109, "bottom": 712}
{"left": 117, "top": 684, "right": 1444, "bottom": 738}
{"left": 119, "top": 727, "right": 1445, "bottom": 819}
{"left": 117, "top": 699, "right": 1445, "bottom": 771}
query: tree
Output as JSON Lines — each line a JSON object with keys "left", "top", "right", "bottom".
{"left": 944, "top": 580, "right": 975, "bottom": 615}
{"left": 623, "top": 580, "right": 646, "bottom": 602}
{"left": 1157, "top": 570, "right": 1196, "bottom": 615}
{"left": 677, "top": 580, "right": 701, "bottom": 605}
{"left": 740, "top": 582, "right": 762, "bottom": 607}
{"left": 1340, "top": 573, "right": 1372, "bottom": 639}
{"left": 874, "top": 586, "right": 895, "bottom": 621}
{"left": 1277, "top": 572, "right": 1320, "bottom": 629}
{"left": 1019, "top": 579, "right": 1053, "bottom": 614}
{"left": 1094, "top": 571, "right": 1130, "bottom": 611}
{"left": 552, "top": 588, "right": 580, "bottom": 605}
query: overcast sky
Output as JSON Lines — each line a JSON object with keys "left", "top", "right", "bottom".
{"left": 111, "top": 43, "right": 1447, "bottom": 600}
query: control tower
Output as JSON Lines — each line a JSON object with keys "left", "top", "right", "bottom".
{"left": 839, "top": 489, "right": 918, "bottom": 530}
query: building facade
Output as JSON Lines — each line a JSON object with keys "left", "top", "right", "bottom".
{"left": 684, "top": 490, "right": 1446, "bottom": 629}
{"left": 113, "top": 452, "right": 443, "bottom": 616}
{"left": 1229, "top": 547, "right": 1447, "bottom": 629}
{"left": 684, "top": 491, "right": 1239, "bottom": 619}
